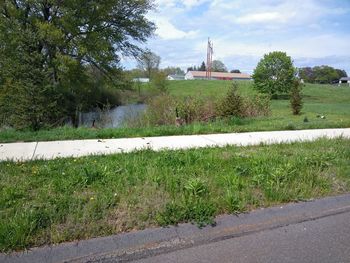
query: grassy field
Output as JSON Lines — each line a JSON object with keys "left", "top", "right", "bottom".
{"left": 1, "top": 138, "right": 350, "bottom": 251}
{"left": 0, "top": 80, "right": 349, "bottom": 142}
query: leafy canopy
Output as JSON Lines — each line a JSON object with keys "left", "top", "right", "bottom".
{"left": 253, "top": 51, "right": 296, "bottom": 95}
{"left": 0, "top": 0, "right": 155, "bottom": 129}
{"left": 212, "top": 60, "right": 227, "bottom": 72}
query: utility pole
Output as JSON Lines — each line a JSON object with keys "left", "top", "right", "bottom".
{"left": 206, "top": 38, "right": 213, "bottom": 80}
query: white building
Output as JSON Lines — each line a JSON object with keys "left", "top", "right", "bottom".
{"left": 132, "top": 78, "right": 150, "bottom": 83}
{"left": 339, "top": 77, "right": 350, "bottom": 86}
{"left": 167, "top": 74, "right": 185, "bottom": 81}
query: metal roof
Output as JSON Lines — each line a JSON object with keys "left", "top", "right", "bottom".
{"left": 188, "top": 71, "right": 251, "bottom": 79}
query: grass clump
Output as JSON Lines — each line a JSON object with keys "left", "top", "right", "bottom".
{"left": 157, "top": 178, "right": 216, "bottom": 227}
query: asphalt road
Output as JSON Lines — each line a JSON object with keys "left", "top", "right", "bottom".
{"left": 131, "top": 211, "right": 350, "bottom": 263}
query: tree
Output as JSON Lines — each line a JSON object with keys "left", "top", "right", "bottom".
{"left": 198, "top": 61, "right": 206, "bottom": 71}
{"left": 162, "top": 67, "right": 185, "bottom": 76}
{"left": 151, "top": 71, "right": 168, "bottom": 93}
{"left": 298, "top": 67, "right": 314, "bottom": 83}
{"left": 253, "top": 51, "right": 296, "bottom": 96}
{"left": 290, "top": 80, "right": 303, "bottom": 115}
{"left": 335, "top": 69, "right": 347, "bottom": 78}
{"left": 212, "top": 60, "right": 227, "bottom": 72}
{"left": 137, "top": 49, "right": 160, "bottom": 79}
{"left": 0, "top": 0, "right": 155, "bottom": 129}
{"left": 298, "top": 66, "right": 347, "bottom": 84}
{"left": 230, "top": 69, "right": 241, "bottom": 73}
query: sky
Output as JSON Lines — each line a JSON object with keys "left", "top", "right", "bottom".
{"left": 123, "top": 0, "right": 350, "bottom": 74}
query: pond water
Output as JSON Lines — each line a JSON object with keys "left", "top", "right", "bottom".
{"left": 78, "top": 104, "right": 147, "bottom": 128}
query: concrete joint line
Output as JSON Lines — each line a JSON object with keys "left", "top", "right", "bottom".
{"left": 199, "top": 135, "right": 219, "bottom": 145}
{"left": 30, "top": 142, "right": 39, "bottom": 161}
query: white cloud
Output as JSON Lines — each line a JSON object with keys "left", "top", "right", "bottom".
{"left": 153, "top": 17, "right": 198, "bottom": 40}
{"left": 235, "top": 11, "right": 295, "bottom": 24}
{"left": 154, "top": 0, "right": 210, "bottom": 9}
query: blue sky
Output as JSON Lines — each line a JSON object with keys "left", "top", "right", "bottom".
{"left": 123, "top": 0, "right": 350, "bottom": 74}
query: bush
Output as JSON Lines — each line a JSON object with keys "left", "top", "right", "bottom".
{"left": 243, "top": 94, "right": 270, "bottom": 117}
{"left": 143, "top": 94, "right": 177, "bottom": 126}
{"left": 290, "top": 80, "right": 303, "bottom": 115}
{"left": 216, "top": 82, "right": 244, "bottom": 118}
{"left": 216, "top": 82, "right": 270, "bottom": 119}
{"left": 132, "top": 94, "right": 216, "bottom": 127}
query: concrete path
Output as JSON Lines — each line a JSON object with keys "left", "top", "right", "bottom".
{"left": 2, "top": 194, "right": 350, "bottom": 263}
{"left": 1, "top": 128, "right": 349, "bottom": 161}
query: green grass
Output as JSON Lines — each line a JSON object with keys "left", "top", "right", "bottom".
{"left": 1, "top": 138, "right": 350, "bottom": 251}
{"left": 0, "top": 81, "right": 349, "bottom": 142}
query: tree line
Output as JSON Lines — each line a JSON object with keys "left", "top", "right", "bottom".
{"left": 298, "top": 66, "right": 347, "bottom": 84}
{"left": 187, "top": 60, "right": 240, "bottom": 73}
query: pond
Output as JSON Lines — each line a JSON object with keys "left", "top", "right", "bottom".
{"left": 78, "top": 104, "right": 147, "bottom": 128}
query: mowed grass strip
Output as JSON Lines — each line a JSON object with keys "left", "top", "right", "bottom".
{"left": 1, "top": 81, "right": 350, "bottom": 143}
{"left": 1, "top": 138, "right": 350, "bottom": 252}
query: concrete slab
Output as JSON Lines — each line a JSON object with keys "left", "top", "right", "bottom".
{"left": 201, "top": 128, "right": 350, "bottom": 147}
{"left": 0, "top": 142, "right": 37, "bottom": 161}
{"left": 33, "top": 138, "right": 149, "bottom": 160}
{"left": 145, "top": 134, "right": 216, "bottom": 151}
{"left": 1, "top": 128, "right": 350, "bottom": 162}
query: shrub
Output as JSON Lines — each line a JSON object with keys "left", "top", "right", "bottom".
{"left": 216, "top": 82, "right": 244, "bottom": 118}
{"left": 243, "top": 94, "right": 270, "bottom": 117}
{"left": 176, "top": 97, "right": 201, "bottom": 124}
{"left": 290, "top": 80, "right": 303, "bottom": 115}
{"left": 216, "top": 82, "right": 270, "bottom": 119}
{"left": 142, "top": 94, "right": 177, "bottom": 126}
{"left": 131, "top": 94, "right": 216, "bottom": 127}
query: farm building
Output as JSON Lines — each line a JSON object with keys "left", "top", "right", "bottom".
{"left": 339, "top": 77, "right": 350, "bottom": 86}
{"left": 185, "top": 71, "right": 251, "bottom": 80}
{"left": 167, "top": 74, "right": 185, "bottom": 80}
{"left": 132, "top": 78, "right": 149, "bottom": 83}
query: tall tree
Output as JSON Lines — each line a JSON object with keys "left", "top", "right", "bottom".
{"left": 298, "top": 67, "right": 314, "bottom": 83}
{"left": 212, "top": 60, "right": 227, "bottom": 72}
{"left": 253, "top": 51, "right": 296, "bottom": 96}
{"left": 137, "top": 49, "right": 160, "bottom": 79}
{"left": 198, "top": 61, "right": 206, "bottom": 71}
{"left": 0, "top": 0, "right": 155, "bottom": 129}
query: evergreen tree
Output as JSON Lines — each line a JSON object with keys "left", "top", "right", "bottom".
{"left": 290, "top": 80, "right": 303, "bottom": 115}
{"left": 199, "top": 61, "right": 206, "bottom": 71}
